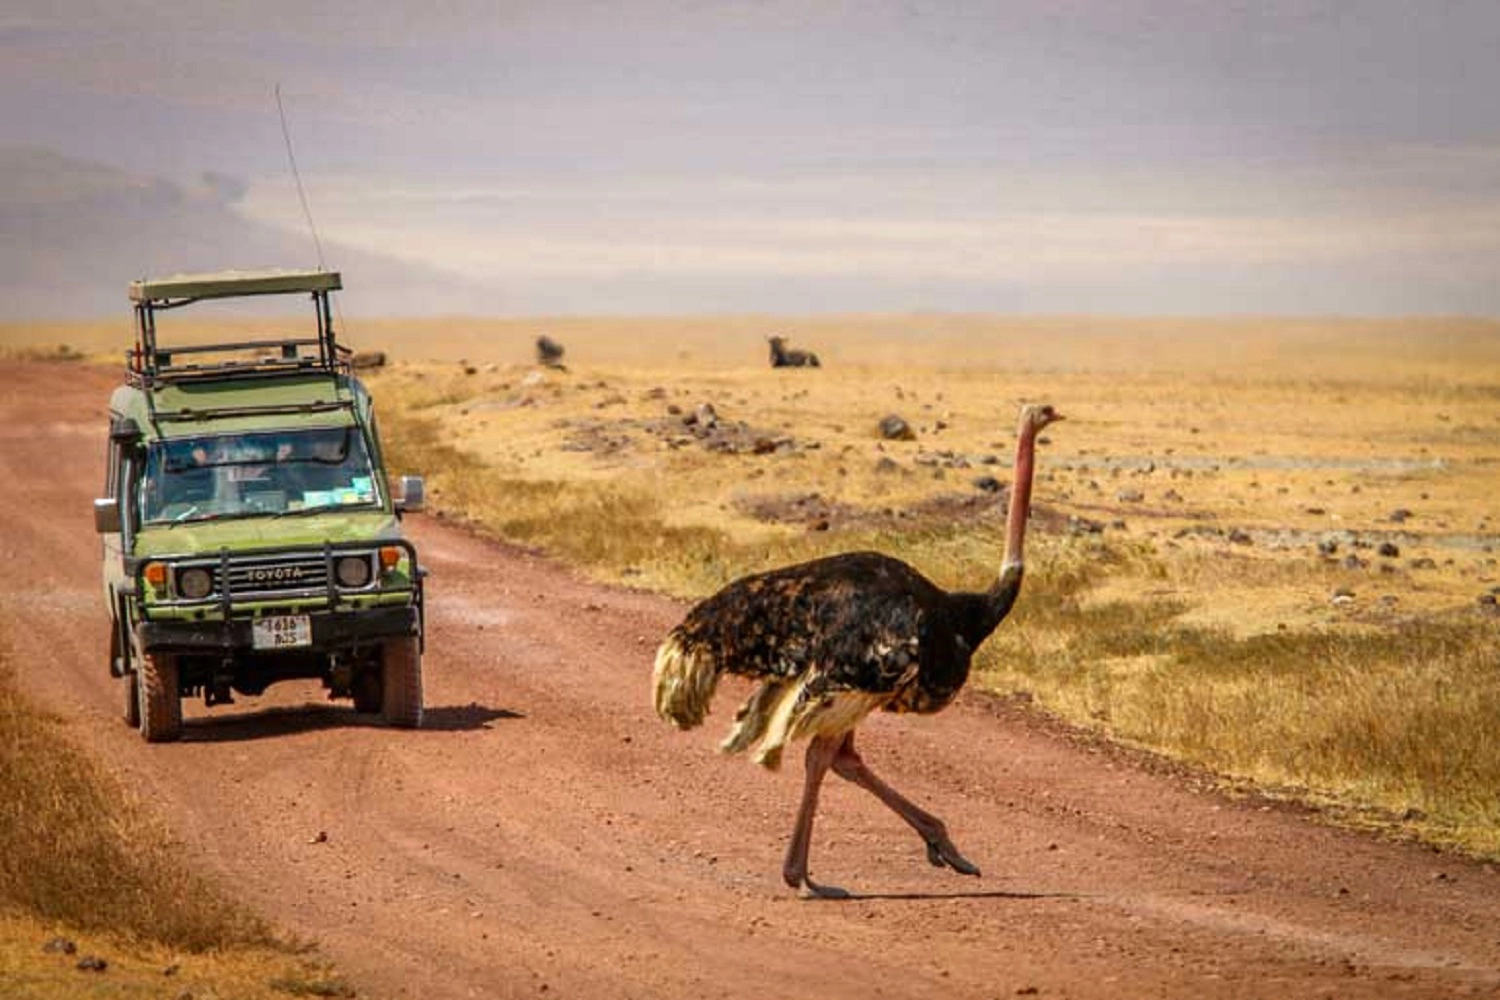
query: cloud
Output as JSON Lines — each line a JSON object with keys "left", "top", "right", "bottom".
{"left": 233, "top": 159, "right": 1500, "bottom": 302}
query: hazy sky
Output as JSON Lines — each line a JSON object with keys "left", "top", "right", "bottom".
{"left": 4, "top": 1, "right": 1499, "bottom": 316}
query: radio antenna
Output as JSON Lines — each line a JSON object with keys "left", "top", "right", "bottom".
{"left": 275, "top": 82, "right": 327, "bottom": 271}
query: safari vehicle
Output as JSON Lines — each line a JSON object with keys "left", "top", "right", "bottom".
{"left": 95, "top": 269, "right": 426, "bottom": 741}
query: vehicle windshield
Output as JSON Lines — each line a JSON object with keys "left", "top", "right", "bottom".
{"left": 140, "top": 427, "right": 379, "bottom": 524}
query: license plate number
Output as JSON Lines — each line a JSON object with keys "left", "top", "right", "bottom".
{"left": 252, "top": 615, "right": 312, "bottom": 649}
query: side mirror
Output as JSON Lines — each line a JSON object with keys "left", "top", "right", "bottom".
{"left": 109, "top": 417, "right": 143, "bottom": 445}
{"left": 396, "top": 475, "right": 425, "bottom": 513}
{"left": 94, "top": 497, "right": 122, "bottom": 534}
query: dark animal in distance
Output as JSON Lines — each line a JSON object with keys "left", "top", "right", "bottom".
{"left": 768, "top": 335, "right": 820, "bottom": 368}
{"left": 535, "top": 336, "right": 566, "bottom": 369}
{"left": 654, "top": 402, "right": 1063, "bottom": 897}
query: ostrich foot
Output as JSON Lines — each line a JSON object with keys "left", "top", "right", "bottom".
{"left": 924, "top": 837, "right": 982, "bottom": 877}
{"left": 793, "top": 876, "right": 852, "bottom": 900}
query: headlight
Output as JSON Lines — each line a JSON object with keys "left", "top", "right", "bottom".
{"left": 335, "top": 555, "right": 373, "bottom": 589}
{"left": 177, "top": 566, "right": 213, "bottom": 600}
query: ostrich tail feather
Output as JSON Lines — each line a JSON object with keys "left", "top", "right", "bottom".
{"left": 652, "top": 630, "right": 721, "bottom": 729}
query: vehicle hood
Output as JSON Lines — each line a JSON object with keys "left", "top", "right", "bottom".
{"left": 132, "top": 510, "right": 404, "bottom": 558}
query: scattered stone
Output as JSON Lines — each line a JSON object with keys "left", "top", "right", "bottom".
{"left": 690, "top": 403, "right": 719, "bottom": 429}
{"left": 309, "top": 830, "right": 329, "bottom": 844}
{"left": 1161, "top": 489, "right": 1183, "bottom": 502}
{"left": 76, "top": 955, "right": 108, "bottom": 972}
{"left": 1115, "top": 488, "right": 1145, "bottom": 503}
{"left": 873, "top": 456, "right": 902, "bottom": 475}
{"left": 972, "top": 475, "right": 1003, "bottom": 494}
{"left": 1331, "top": 587, "right": 1356, "bottom": 606}
{"left": 42, "top": 937, "right": 77, "bottom": 955}
{"left": 1068, "top": 516, "right": 1106, "bottom": 536}
{"left": 1377, "top": 542, "right": 1400, "bottom": 558}
{"left": 1408, "top": 557, "right": 1437, "bottom": 570}
{"left": 1226, "top": 528, "right": 1253, "bottom": 545}
{"left": 1304, "top": 506, "right": 1326, "bottom": 516}
{"left": 1480, "top": 594, "right": 1498, "bottom": 608}
{"left": 1317, "top": 539, "right": 1338, "bottom": 556}
{"left": 1341, "top": 554, "right": 1368, "bottom": 570}
{"left": 878, "top": 414, "right": 916, "bottom": 441}
{"left": 1388, "top": 508, "right": 1412, "bottom": 523}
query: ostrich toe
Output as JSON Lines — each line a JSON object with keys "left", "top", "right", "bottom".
{"left": 925, "top": 836, "right": 982, "bottom": 876}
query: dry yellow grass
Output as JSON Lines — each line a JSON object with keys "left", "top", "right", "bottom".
{"left": 0, "top": 626, "right": 350, "bottom": 998}
{"left": 0, "top": 914, "right": 350, "bottom": 1000}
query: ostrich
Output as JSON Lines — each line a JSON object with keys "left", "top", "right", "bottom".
{"left": 768, "top": 335, "right": 820, "bottom": 368}
{"left": 653, "top": 402, "right": 1063, "bottom": 897}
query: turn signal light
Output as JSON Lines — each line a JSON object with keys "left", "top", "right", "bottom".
{"left": 143, "top": 562, "right": 167, "bottom": 587}
{"left": 379, "top": 546, "right": 402, "bottom": 571}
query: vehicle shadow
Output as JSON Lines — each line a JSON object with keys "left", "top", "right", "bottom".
{"left": 180, "top": 702, "right": 522, "bottom": 742}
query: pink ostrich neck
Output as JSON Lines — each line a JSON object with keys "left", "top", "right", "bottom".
{"left": 1002, "top": 417, "right": 1040, "bottom": 570}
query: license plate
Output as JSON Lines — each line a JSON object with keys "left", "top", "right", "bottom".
{"left": 252, "top": 615, "right": 312, "bottom": 649}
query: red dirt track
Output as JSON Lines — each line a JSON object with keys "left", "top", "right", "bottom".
{"left": 5, "top": 360, "right": 1500, "bottom": 999}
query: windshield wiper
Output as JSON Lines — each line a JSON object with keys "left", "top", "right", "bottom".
{"left": 270, "top": 501, "right": 377, "bottom": 519}
{"left": 150, "top": 509, "right": 230, "bottom": 527}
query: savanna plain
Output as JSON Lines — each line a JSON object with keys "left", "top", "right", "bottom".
{"left": 359, "top": 316, "right": 1500, "bottom": 854}
{"left": 3, "top": 314, "right": 1500, "bottom": 998}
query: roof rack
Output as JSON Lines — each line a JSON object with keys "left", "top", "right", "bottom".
{"left": 127, "top": 269, "right": 349, "bottom": 388}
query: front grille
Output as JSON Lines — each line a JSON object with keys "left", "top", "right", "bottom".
{"left": 166, "top": 550, "right": 374, "bottom": 604}
{"left": 222, "top": 554, "right": 330, "bottom": 598}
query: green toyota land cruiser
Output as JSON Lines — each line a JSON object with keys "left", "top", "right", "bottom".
{"left": 95, "top": 269, "right": 426, "bottom": 741}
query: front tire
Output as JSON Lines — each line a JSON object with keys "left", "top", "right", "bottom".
{"left": 380, "top": 636, "right": 423, "bottom": 729}
{"left": 138, "top": 651, "right": 182, "bottom": 743}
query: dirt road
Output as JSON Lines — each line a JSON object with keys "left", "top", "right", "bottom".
{"left": 5, "top": 360, "right": 1500, "bottom": 999}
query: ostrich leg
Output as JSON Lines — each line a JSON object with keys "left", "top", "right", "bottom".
{"left": 783, "top": 734, "right": 850, "bottom": 899}
{"left": 831, "top": 732, "right": 980, "bottom": 876}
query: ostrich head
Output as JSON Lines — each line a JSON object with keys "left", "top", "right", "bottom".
{"left": 1018, "top": 403, "right": 1064, "bottom": 435}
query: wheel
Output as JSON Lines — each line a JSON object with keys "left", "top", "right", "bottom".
{"left": 122, "top": 670, "right": 140, "bottom": 728}
{"left": 352, "top": 667, "right": 383, "bottom": 714}
{"left": 380, "top": 636, "right": 423, "bottom": 729}
{"left": 138, "top": 651, "right": 182, "bottom": 743}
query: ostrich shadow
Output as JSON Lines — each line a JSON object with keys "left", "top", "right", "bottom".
{"left": 180, "top": 701, "right": 522, "bottom": 743}
{"left": 805, "top": 886, "right": 1087, "bottom": 903}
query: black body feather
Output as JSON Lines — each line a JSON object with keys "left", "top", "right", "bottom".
{"left": 672, "top": 550, "right": 1019, "bottom": 716}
